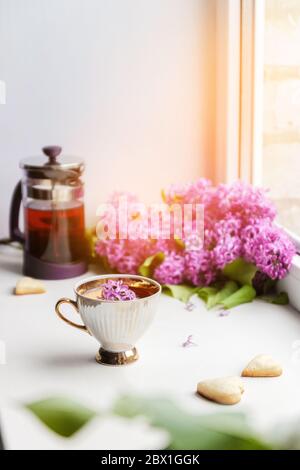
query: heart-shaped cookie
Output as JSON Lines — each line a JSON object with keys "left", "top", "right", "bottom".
{"left": 242, "top": 354, "right": 282, "bottom": 377}
{"left": 15, "top": 277, "right": 46, "bottom": 295}
{"left": 197, "top": 376, "right": 244, "bottom": 405}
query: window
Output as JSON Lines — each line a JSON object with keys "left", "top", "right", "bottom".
{"left": 215, "top": 0, "right": 300, "bottom": 309}
{"left": 217, "top": 0, "right": 300, "bottom": 240}
{"left": 263, "top": 0, "right": 300, "bottom": 237}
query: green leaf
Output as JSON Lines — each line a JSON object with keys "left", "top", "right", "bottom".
{"left": 25, "top": 397, "right": 97, "bottom": 437}
{"left": 138, "top": 252, "right": 165, "bottom": 278}
{"left": 221, "top": 285, "right": 256, "bottom": 310}
{"left": 163, "top": 284, "right": 196, "bottom": 303}
{"left": 260, "top": 291, "right": 289, "bottom": 305}
{"left": 223, "top": 258, "right": 257, "bottom": 286}
{"left": 113, "top": 395, "right": 271, "bottom": 450}
{"left": 207, "top": 281, "right": 239, "bottom": 310}
{"left": 195, "top": 287, "right": 218, "bottom": 308}
{"left": 262, "top": 278, "right": 276, "bottom": 295}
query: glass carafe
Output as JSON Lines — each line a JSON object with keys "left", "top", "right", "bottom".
{"left": 9, "top": 146, "right": 87, "bottom": 279}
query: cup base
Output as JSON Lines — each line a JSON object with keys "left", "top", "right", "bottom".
{"left": 95, "top": 347, "right": 139, "bottom": 366}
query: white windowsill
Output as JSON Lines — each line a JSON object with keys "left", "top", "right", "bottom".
{"left": 278, "top": 255, "right": 300, "bottom": 312}
{"left": 1, "top": 244, "right": 300, "bottom": 449}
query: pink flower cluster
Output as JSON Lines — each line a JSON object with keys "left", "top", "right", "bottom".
{"left": 95, "top": 180, "right": 296, "bottom": 286}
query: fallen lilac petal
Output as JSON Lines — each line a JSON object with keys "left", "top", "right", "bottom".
{"left": 185, "top": 301, "right": 195, "bottom": 311}
{"left": 218, "top": 309, "right": 230, "bottom": 317}
{"left": 182, "top": 335, "right": 198, "bottom": 347}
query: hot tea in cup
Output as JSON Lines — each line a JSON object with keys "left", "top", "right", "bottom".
{"left": 83, "top": 277, "right": 159, "bottom": 300}
{"left": 55, "top": 274, "right": 161, "bottom": 365}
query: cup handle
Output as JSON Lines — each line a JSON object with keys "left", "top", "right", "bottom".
{"left": 55, "top": 298, "right": 89, "bottom": 333}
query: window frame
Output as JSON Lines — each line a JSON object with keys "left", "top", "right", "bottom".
{"left": 216, "top": 0, "right": 300, "bottom": 309}
{"left": 215, "top": 0, "right": 265, "bottom": 185}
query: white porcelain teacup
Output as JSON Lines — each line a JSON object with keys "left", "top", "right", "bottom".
{"left": 55, "top": 274, "right": 161, "bottom": 365}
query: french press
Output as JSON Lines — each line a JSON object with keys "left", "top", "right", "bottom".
{"left": 9, "top": 146, "right": 87, "bottom": 279}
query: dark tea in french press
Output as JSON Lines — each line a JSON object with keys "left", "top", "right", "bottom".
{"left": 9, "top": 146, "right": 87, "bottom": 279}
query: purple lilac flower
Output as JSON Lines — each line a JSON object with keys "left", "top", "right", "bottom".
{"left": 252, "top": 271, "right": 271, "bottom": 295}
{"left": 184, "top": 250, "right": 216, "bottom": 286}
{"left": 101, "top": 280, "right": 136, "bottom": 301}
{"left": 214, "top": 218, "right": 242, "bottom": 238}
{"left": 95, "top": 180, "right": 295, "bottom": 287}
{"left": 243, "top": 224, "right": 295, "bottom": 280}
{"left": 163, "top": 178, "right": 212, "bottom": 205}
{"left": 154, "top": 251, "right": 185, "bottom": 285}
{"left": 240, "top": 223, "right": 263, "bottom": 261}
{"left": 213, "top": 235, "right": 242, "bottom": 270}
{"left": 186, "top": 178, "right": 212, "bottom": 204}
{"left": 203, "top": 182, "right": 277, "bottom": 225}
{"left": 203, "top": 228, "right": 218, "bottom": 251}
{"left": 95, "top": 238, "right": 152, "bottom": 274}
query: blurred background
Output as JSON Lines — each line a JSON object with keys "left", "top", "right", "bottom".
{"left": 0, "top": 0, "right": 216, "bottom": 233}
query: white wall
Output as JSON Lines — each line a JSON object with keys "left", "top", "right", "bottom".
{"left": 0, "top": 0, "right": 216, "bottom": 235}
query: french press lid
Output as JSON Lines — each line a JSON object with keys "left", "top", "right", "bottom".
{"left": 20, "top": 146, "right": 84, "bottom": 178}
{"left": 20, "top": 146, "right": 85, "bottom": 201}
